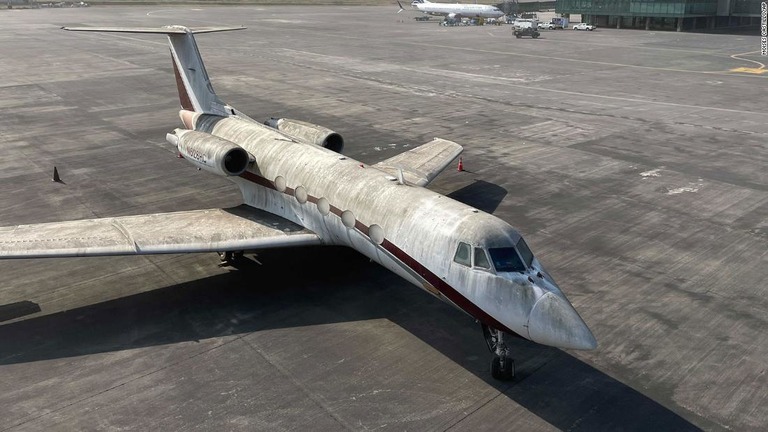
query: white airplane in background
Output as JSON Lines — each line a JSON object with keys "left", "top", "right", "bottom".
{"left": 0, "top": 26, "right": 595, "bottom": 380}
{"left": 398, "top": 0, "right": 505, "bottom": 19}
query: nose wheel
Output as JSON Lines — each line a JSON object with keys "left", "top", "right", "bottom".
{"left": 482, "top": 324, "right": 515, "bottom": 381}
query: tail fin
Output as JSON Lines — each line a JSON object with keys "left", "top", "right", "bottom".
{"left": 62, "top": 26, "right": 245, "bottom": 116}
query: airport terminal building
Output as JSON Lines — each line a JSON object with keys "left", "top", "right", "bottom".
{"left": 555, "top": 0, "right": 764, "bottom": 31}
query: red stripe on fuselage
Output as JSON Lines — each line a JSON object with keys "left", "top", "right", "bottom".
{"left": 240, "top": 171, "right": 274, "bottom": 189}
{"left": 380, "top": 239, "right": 518, "bottom": 336}
{"left": 237, "top": 171, "right": 518, "bottom": 336}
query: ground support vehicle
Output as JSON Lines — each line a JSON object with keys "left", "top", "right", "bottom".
{"left": 513, "top": 19, "right": 540, "bottom": 38}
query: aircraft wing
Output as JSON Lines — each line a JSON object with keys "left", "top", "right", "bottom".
{"left": 372, "top": 138, "right": 463, "bottom": 187}
{"left": 0, "top": 205, "right": 321, "bottom": 259}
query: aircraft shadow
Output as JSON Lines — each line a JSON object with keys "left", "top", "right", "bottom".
{"left": 0, "top": 247, "right": 697, "bottom": 431}
{"left": 0, "top": 300, "right": 41, "bottom": 323}
{"left": 447, "top": 180, "right": 508, "bottom": 214}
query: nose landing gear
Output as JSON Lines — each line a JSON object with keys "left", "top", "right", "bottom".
{"left": 482, "top": 324, "right": 515, "bottom": 381}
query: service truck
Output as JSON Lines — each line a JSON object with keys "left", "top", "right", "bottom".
{"left": 551, "top": 17, "right": 569, "bottom": 29}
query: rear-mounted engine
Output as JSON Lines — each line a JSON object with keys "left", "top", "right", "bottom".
{"left": 264, "top": 118, "right": 344, "bottom": 153}
{"left": 166, "top": 129, "right": 251, "bottom": 176}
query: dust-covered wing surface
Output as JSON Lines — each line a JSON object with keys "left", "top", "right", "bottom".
{"left": 62, "top": 26, "right": 246, "bottom": 35}
{"left": 0, "top": 205, "right": 321, "bottom": 258}
{"left": 372, "top": 138, "right": 462, "bottom": 186}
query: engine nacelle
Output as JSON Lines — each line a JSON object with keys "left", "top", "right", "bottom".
{"left": 166, "top": 129, "right": 251, "bottom": 177}
{"left": 264, "top": 118, "right": 344, "bottom": 153}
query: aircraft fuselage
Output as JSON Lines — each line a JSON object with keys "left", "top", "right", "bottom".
{"left": 184, "top": 111, "right": 596, "bottom": 352}
{"left": 46, "top": 25, "right": 595, "bottom": 382}
{"left": 415, "top": 2, "right": 505, "bottom": 19}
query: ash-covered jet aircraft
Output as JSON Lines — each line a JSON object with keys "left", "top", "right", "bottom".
{"left": 0, "top": 26, "right": 595, "bottom": 380}
{"left": 398, "top": 0, "right": 505, "bottom": 19}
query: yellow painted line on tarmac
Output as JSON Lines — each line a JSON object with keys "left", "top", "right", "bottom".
{"left": 729, "top": 51, "right": 766, "bottom": 74}
{"left": 730, "top": 67, "right": 768, "bottom": 74}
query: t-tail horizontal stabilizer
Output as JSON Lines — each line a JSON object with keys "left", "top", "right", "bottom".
{"left": 62, "top": 25, "right": 245, "bottom": 116}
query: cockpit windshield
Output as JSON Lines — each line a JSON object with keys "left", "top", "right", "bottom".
{"left": 516, "top": 238, "right": 534, "bottom": 268}
{"left": 488, "top": 247, "right": 526, "bottom": 273}
{"left": 474, "top": 247, "right": 491, "bottom": 269}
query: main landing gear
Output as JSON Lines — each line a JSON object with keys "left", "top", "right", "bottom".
{"left": 218, "top": 251, "right": 245, "bottom": 267}
{"left": 482, "top": 324, "right": 515, "bottom": 381}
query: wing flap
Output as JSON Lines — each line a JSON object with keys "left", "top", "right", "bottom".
{"left": 0, "top": 205, "right": 321, "bottom": 258}
{"left": 373, "top": 138, "right": 463, "bottom": 187}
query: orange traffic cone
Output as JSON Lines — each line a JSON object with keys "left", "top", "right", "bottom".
{"left": 457, "top": 157, "right": 464, "bottom": 172}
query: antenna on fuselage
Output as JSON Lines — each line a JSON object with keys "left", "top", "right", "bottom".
{"left": 397, "top": 168, "right": 406, "bottom": 185}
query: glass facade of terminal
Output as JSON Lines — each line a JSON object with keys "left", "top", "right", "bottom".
{"left": 556, "top": 0, "right": 763, "bottom": 29}
{"left": 556, "top": 0, "right": 719, "bottom": 16}
{"left": 731, "top": 0, "right": 762, "bottom": 14}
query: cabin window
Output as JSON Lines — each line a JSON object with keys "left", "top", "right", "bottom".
{"left": 488, "top": 247, "right": 526, "bottom": 273}
{"left": 516, "top": 238, "right": 534, "bottom": 268}
{"left": 453, "top": 242, "right": 472, "bottom": 267}
{"left": 474, "top": 248, "right": 491, "bottom": 269}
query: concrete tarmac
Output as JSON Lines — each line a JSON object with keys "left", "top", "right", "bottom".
{"left": 0, "top": 5, "right": 766, "bottom": 431}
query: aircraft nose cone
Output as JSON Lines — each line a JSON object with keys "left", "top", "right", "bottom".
{"left": 527, "top": 292, "right": 597, "bottom": 350}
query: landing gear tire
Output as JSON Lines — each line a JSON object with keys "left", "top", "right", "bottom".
{"left": 491, "top": 355, "right": 515, "bottom": 381}
{"left": 482, "top": 324, "right": 515, "bottom": 381}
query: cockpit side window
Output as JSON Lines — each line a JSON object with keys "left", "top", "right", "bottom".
{"left": 516, "top": 238, "right": 534, "bottom": 268}
{"left": 474, "top": 248, "right": 491, "bottom": 269}
{"left": 453, "top": 242, "right": 472, "bottom": 267}
{"left": 488, "top": 247, "right": 526, "bottom": 272}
